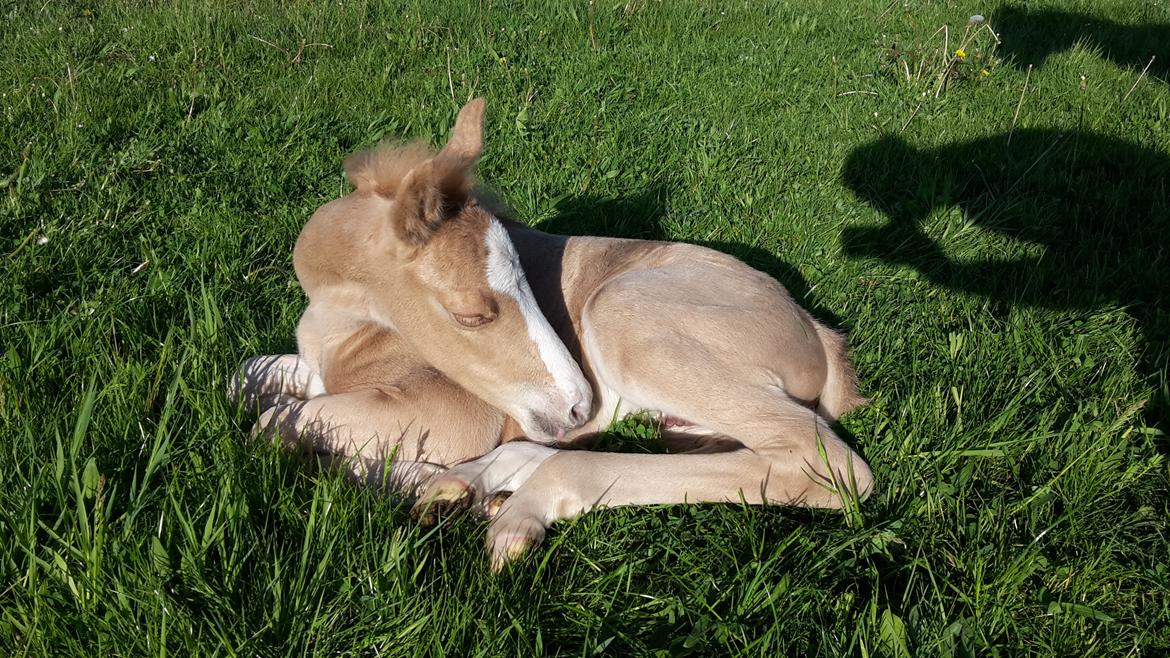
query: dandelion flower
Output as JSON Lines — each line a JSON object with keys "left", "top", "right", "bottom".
{"left": 955, "top": 48, "right": 967, "bottom": 60}
{"left": 980, "top": 68, "right": 990, "bottom": 77}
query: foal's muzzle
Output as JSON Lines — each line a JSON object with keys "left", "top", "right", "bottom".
{"left": 526, "top": 389, "right": 593, "bottom": 442}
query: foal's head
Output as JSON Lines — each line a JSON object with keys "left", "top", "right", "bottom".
{"left": 296, "top": 98, "right": 592, "bottom": 441}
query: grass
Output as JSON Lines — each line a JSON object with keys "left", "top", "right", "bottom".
{"left": 1, "top": 0, "right": 1168, "bottom": 655}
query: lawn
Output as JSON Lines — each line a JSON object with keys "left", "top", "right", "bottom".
{"left": 2, "top": 0, "right": 1168, "bottom": 655}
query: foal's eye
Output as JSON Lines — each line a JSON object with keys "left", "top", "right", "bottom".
{"left": 452, "top": 312, "right": 494, "bottom": 328}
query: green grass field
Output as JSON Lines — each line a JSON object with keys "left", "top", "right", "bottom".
{"left": 2, "top": 0, "right": 1169, "bottom": 655}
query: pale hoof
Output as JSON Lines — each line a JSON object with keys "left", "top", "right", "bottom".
{"left": 481, "top": 491, "right": 512, "bottom": 519}
{"left": 226, "top": 356, "right": 268, "bottom": 412}
{"left": 487, "top": 515, "right": 545, "bottom": 572}
{"left": 411, "top": 478, "right": 474, "bottom": 527}
{"left": 226, "top": 369, "right": 244, "bottom": 403}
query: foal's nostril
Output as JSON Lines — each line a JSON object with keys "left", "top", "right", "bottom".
{"left": 569, "top": 398, "right": 590, "bottom": 426}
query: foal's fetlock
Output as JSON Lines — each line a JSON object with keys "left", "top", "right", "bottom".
{"left": 481, "top": 491, "right": 512, "bottom": 519}
{"left": 487, "top": 514, "right": 545, "bottom": 572}
{"left": 410, "top": 478, "right": 475, "bottom": 527}
{"left": 410, "top": 496, "right": 472, "bottom": 527}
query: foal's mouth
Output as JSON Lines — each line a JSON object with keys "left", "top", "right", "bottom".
{"left": 526, "top": 412, "right": 573, "bottom": 443}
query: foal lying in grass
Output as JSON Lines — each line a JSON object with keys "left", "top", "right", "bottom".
{"left": 231, "top": 98, "right": 872, "bottom": 570}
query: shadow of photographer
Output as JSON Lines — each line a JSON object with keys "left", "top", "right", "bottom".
{"left": 841, "top": 129, "right": 1170, "bottom": 429}
{"left": 995, "top": 5, "right": 1168, "bottom": 81}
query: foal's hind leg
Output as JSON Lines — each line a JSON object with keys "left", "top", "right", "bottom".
{"left": 484, "top": 388, "right": 871, "bottom": 569}
{"left": 481, "top": 273, "right": 873, "bottom": 568}
{"left": 576, "top": 269, "right": 873, "bottom": 506}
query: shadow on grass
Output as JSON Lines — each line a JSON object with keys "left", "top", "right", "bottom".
{"left": 840, "top": 129, "right": 1170, "bottom": 434}
{"left": 995, "top": 5, "right": 1169, "bottom": 81}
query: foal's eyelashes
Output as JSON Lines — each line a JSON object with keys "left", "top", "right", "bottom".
{"left": 452, "top": 311, "right": 495, "bottom": 328}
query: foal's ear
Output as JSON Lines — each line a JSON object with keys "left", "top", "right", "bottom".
{"left": 438, "top": 97, "right": 486, "bottom": 167}
{"left": 391, "top": 98, "right": 487, "bottom": 248}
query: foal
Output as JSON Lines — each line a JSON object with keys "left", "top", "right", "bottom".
{"left": 232, "top": 98, "right": 873, "bottom": 569}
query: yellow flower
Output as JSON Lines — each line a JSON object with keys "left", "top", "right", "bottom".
{"left": 81, "top": 8, "right": 92, "bottom": 16}
{"left": 955, "top": 48, "right": 967, "bottom": 60}
{"left": 980, "top": 68, "right": 990, "bottom": 77}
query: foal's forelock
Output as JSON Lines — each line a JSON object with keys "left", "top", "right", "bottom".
{"left": 483, "top": 220, "right": 584, "bottom": 405}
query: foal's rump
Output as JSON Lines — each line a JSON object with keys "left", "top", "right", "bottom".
{"left": 581, "top": 242, "right": 850, "bottom": 412}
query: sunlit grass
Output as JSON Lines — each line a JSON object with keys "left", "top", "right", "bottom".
{"left": 1, "top": 1, "right": 1168, "bottom": 655}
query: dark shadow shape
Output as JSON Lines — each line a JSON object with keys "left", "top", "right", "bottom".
{"left": 841, "top": 129, "right": 1170, "bottom": 431}
{"left": 996, "top": 6, "right": 1170, "bottom": 81}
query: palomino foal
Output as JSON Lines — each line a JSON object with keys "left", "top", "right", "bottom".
{"left": 231, "top": 98, "right": 873, "bottom": 570}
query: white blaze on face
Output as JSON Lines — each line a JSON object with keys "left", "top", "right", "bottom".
{"left": 484, "top": 219, "right": 588, "bottom": 416}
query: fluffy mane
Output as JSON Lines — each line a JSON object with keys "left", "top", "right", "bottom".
{"left": 342, "top": 141, "right": 436, "bottom": 197}
{"left": 341, "top": 139, "right": 516, "bottom": 223}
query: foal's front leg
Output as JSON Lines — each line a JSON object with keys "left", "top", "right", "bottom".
{"left": 409, "top": 441, "right": 559, "bottom": 527}
{"left": 228, "top": 354, "right": 505, "bottom": 495}
{"left": 252, "top": 384, "right": 509, "bottom": 492}
{"left": 482, "top": 427, "right": 869, "bottom": 570}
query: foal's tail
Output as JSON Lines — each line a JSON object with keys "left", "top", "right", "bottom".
{"left": 813, "top": 322, "right": 867, "bottom": 421}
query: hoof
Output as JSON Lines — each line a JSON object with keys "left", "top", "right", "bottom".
{"left": 410, "top": 481, "right": 474, "bottom": 527}
{"left": 226, "top": 371, "right": 243, "bottom": 404}
{"left": 482, "top": 491, "right": 512, "bottom": 519}
{"left": 488, "top": 515, "right": 545, "bottom": 572}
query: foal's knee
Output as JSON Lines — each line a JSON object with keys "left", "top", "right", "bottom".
{"left": 845, "top": 454, "right": 874, "bottom": 503}
{"left": 812, "top": 450, "right": 873, "bottom": 508}
{"left": 756, "top": 436, "right": 874, "bottom": 509}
